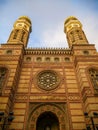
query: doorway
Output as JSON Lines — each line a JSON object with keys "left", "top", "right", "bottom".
{"left": 36, "top": 111, "right": 59, "bottom": 130}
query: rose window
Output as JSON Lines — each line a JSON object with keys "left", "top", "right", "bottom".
{"left": 37, "top": 70, "right": 59, "bottom": 90}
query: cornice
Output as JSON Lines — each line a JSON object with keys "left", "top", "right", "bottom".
{"left": 25, "top": 48, "right": 73, "bottom": 55}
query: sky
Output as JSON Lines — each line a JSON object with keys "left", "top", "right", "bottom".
{"left": 0, "top": 0, "right": 98, "bottom": 49}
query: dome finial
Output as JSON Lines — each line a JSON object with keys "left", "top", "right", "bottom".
{"left": 18, "top": 16, "right": 32, "bottom": 24}
{"left": 64, "top": 16, "right": 78, "bottom": 25}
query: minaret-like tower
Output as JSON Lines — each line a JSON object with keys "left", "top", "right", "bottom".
{"left": 7, "top": 16, "right": 32, "bottom": 47}
{"left": 64, "top": 16, "right": 88, "bottom": 48}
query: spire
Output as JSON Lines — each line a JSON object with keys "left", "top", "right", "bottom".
{"left": 64, "top": 16, "right": 88, "bottom": 48}
{"left": 7, "top": 16, "right": 32, "bottom": 47}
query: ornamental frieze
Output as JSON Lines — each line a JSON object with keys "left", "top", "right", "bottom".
{"left": 25, "top": 48, "right": 73, "bottom": 55}
{"left": 30, "top": 95, "right": 66, "bottom": 100}
{"left": 15, "top": 95, "right": 28, "bottom": 101}
{"left": 68, "top": 95, "right": 81, "bottom": 101}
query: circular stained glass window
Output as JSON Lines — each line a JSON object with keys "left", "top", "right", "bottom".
{"left": 37, "top": 70, "right": 60, "bottom": 91}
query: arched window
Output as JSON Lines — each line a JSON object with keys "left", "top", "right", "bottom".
{"left": 13, "top": 30, "right": 19, "bottom": 39}
{"left": 89, "top": 68, "right": 98, "bottom": 90}
{"left": 21, "top": 31, "right": 26, "bottom": 42}
{"left": 77, "top": 30, "right": 83, "bottom": 40}
{"left": 83, "top": 50, "right": 89, "bottom": 55}
{"left": 36, "top": 57, "right": 42, "bottom": 62}
{"left": 54, "top": 57, "right": 59, "bottom": 62}
{"left": 26, "top": 57, "right": 31, "bottom": 62}
{"left": 6, "top": 50, "right": 12, "bottom": 55}
{"left": 0, "top": 67, "right": 7, "bottom": 93}
{"left": 69, "top": 31, "right": 75, "bottom": 42}
{"left": 45, "top": 57, "right": 50, "bottom": 62}
{"left": 65, "top": 57, "right": 70, "bottom": 62}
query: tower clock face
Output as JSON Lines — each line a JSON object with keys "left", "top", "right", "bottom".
{"left": 37, "top": 70, "right": 60, "bottom": 91}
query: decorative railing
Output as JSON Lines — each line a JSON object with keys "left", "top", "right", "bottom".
{"left": 25, "top": 48, "right": 73, "bottom": 55}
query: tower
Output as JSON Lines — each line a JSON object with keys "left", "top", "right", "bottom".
{"left": 7, "top": 16, "right": 32, "bottom": 47}
{"left": 64, "top": 16, "right": 88, "bottom": 47}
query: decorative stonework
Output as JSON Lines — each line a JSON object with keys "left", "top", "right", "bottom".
{"left": 1, "top": 16, "right": 98, "bottom": 130}
{"left": 30, "top": 95, "right": 66, "bottom": 101}
{"left": 15, "top": 95, "right": 28, "bottom": 101}
{"left": 68, "top": 95, "right": 81, "bottom": 101}
{"left": 27, "top": 103, "right": 69, "bottom": 130}
{"left": 37, "top": 70, "right": 60, "bottom": 91}
{"left": 26, "top": 48, "right": 73, "bottom": 55}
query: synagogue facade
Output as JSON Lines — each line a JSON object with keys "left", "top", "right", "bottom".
{"left": 0, "top": 16, "right": 98, "bottom": 130}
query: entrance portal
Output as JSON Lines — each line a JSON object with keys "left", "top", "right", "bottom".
{"left": 36, "top": 111, "right": 59, "bottom": 130}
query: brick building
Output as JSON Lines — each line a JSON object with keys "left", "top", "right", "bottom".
{"left": 0, "top": 16, "right": 98, "bottom": 130}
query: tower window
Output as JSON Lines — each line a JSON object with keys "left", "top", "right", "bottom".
{"left": 6, "top": 50, "right": 12, "bottom": 55}
{"left": 21, "top": 31, "right": 26, "bottom": 42}
{"left": 36, "top": 57, "right": 42, "bottom": 62}
{"left": 45, "top": 57, "right": 50, "bottom": 62}
{"left": 0, "top": 67, "right": 7, "bottom": 93}
{"left": 65, "top": 57, "right": 70, "bottom": 62}
{"left": 77, "top": 30, "right": 83, "bottom": 40}
{"left": 89, "top": 68, "right": 98, "bottom": 90}
{"left": 54, "top": 57, "right": 59, "bottom": 62}
{"left": 13, "top": 30, "right": 19, "bottom": 39}
{"left": 83, "top": 50, "right": 89, "bottom": 55}
{"left": 18, "top": 24, "right": 22, "bottom": 26}
{"left": 24, "top": 25, "right": 27, "bottom": 28}
{"left": 73, "top": 24, "right": 78, "bottom": 27}
{"left": 70, "top": 32, "right": 75, "bottom": 42}
{"left": 26, "top": 57, "right": 31, "bottom": 62}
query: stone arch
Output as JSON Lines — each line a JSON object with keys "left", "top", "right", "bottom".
{"left": 88, "top": 67, "right": 98, "bottom": 90}
{"left": 36, "top": 111, "right": 59, "bottom": 130}
{"left": 86, "top": 66, "right": 98, "bottom": 91}
{"left": 0, "top": 66, "right": 9, "bottom": 93}
{"left": 28, "top": 103, "right": 68, "bottom": 130}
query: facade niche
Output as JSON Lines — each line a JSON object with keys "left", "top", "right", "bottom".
{"left": 77, "top": 30, "right": 83, "bottom": 40}
{"left": 26, "top": 57, "right": 31, "bottom": 62}
{"left": 69, "top": 31, "right": 75, "bottom": 42}
{"left": 65, "top": 57, "right": 70, "bottom": 62}
{"left": 45, "top": 57, "right": 50, "bottom": 62}
{"left": 0, "top": 67, "right": 7, "bottom": 93}
{"left": 89, "top": 68, "right": 98, "bottom": 90}
{"left": 13, "top": 29, "right": 19, "bottom": 39}
{"left": 36, "top": 57, "right": 42, "bottom": 62}
{"left": 54, "top": 57, "right": 59, "bottom": 62}
{"left": 83, "top": 50, "right": 89, "bottom": 55}
{"left": 21, "top": 31, "right": 26, "bottom": 42}
{"left": 6, "top": 50, "right": 12, "bottom": 55}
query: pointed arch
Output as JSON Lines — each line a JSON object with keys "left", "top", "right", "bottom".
{"left": 0, "top": 66, "right": 8, "bottom": 94}
{"left": 89, "top": 68, "right": 98, "bottom": 90}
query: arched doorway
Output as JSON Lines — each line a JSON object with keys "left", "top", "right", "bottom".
{"left": 28, "top": 103, "right": 69, "bottom": 130}
{"left": 36, "top": 111, "right": 59, "bottom": 130}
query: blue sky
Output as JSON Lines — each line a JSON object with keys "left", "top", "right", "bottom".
{"left": 0, "top": 0, "right": 98, "bottom": 49}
